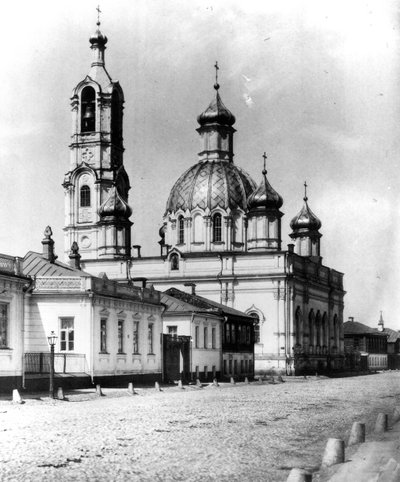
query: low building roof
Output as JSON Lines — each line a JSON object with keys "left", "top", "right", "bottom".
{"left": 162, "top": 287, "right": 253, "bottom": 321}
{"left": 343, "top": 320, "right": 387, "bottom": 336}
{"left": 23, "top": 251, "right": 91, "bottom": 278}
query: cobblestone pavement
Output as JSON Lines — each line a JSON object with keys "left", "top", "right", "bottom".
{"left": 1, "top": 372, "right": 400, "bottom": 481}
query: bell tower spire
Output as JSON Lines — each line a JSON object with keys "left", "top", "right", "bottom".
{"left": 63, "top": 13, "right": 132, "bottom": 268}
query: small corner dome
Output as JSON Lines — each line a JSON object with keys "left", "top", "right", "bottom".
{"left": 99, "top": 186, "right": 132, "bottom": 218}
{"left": 290, "top": 200, "right": 321, "bottom": 232}
{"left": 247, "top": 172, "right": 283, "bottom": 211}
{"left": 166, "top": 160, "right": 256, "bottom": 214}
{"left": 197, "top": 89, "right": 236, "bottom": 127}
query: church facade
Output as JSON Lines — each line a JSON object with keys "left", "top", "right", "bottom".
{"left": 65, "top": 23, "right": 345, "bottom": 376}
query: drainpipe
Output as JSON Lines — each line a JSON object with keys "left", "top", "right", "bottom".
{"left": 190, "top": 312, "right": 195, "bottom": 381}
{"left": 217, "top": 255, "right": 223, "bottom": 305}
{"left": 88, "top": 291, "right": 94, "bottom": 384}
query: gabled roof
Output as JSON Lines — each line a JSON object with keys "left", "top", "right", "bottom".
{"left": 343, "top": 320, "right": 387, "bottom": 336}
{"left": 379, "top": 327, "right": 400, "bottom": 343}
{"left": 162, "top": 287, "right": 253, "bottom": 320}
{"left": 22, "top": 251, "right": 91, "bottom": 278}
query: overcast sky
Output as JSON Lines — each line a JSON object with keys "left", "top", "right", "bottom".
{"left": 0, "top": 0, "right": 399, "bottom": 327}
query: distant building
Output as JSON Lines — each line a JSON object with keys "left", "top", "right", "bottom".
{"left": 161, "top": 287, "right": 254, "bottom": 383}
{"left": 67, "top": 22, "right": 346, "bottom": 376}
{"left": 376, "top": 311, "right": 400, "bottom": 370}
{"left": 343, "top": 317, "right": 388, "bottom": 370}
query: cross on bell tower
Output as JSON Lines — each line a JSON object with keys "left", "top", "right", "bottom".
{"left": 62, "top": 13, "right": 132, "bottom": 268}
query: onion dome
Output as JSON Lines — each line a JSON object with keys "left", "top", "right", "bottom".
{"left": 290, "top": 184, "right": 321, "bottom": 232}
{"left": 197, "top": 84, "right": 236, "bottom": 127}
{"left": 99, "top": 186, "right": 132, "bottom": 218}
{"left": 247, "top": 157, "right": 283, "bottom": 211}
{"left": 90, "top": 21, "right": 108, "bottom": 47}
{"left": 165, "top": 160, "right": 256, "bottom": 213}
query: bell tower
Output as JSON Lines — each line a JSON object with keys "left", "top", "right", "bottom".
{"left": 63, "top": 14, "right": 132, "bottom": 266}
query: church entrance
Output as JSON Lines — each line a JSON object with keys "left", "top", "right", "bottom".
{"left": 163, "top": 335, "right": 191, "bottom": 383}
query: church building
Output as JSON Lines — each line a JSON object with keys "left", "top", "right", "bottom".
{"left": 65, "top": 21, "right": 345, "bottom": 376}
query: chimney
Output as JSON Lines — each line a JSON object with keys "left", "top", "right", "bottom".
{"left": 184, "top": 282, "right": 196, "bottom": 295}
{"left": 132, "top": 245, "right": 142, "bottom": 258}
{"left": 348, "top": 316, "right": 354, "bottom": 322}
{"left": 69, "top": 241, "right": 81, "bottom": 270}
{"left": 287, "top": 243, "right": 294, "bottom": 254}
{"left": 41, "top": 226, "right": 57, "bottom": 263}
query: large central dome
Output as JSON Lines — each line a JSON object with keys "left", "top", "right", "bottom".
{"left": 165, "top": 160, "right": 256, "bottom": 213}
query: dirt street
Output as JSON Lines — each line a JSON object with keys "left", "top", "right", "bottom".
{"left": 1, "top": 372, "right": 399, "bottom": 481}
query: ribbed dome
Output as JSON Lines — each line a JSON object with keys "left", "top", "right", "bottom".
{"left": 290, "top": 198, "right": 321, "bottom": 232}
{"left": 247, "top": 169, "right": 283, "bottom": 211}
{"left": 165, "top": 160, "right": 256, "bottom": 213}
{"left": 99, "top": 186, "right": 132, "bottom": 218}
{"left": 197, "top": 88, "right": 236, "bottom": 127}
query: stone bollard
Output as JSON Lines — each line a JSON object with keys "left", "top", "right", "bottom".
{"left": 393, "top": 407, "right": 400, "bottom": 423}
{"left": 178, "top": 380, "right": 184, "bottom": 389}
{"left": 96, "top": 384, "right": 103, "bottom": 396}
{"left": 230, "top": 377, "right": 235, "bottom": 385}
{"left": 258, "top": 377, "right": 263, "bottom": 384}
{"left": 321, "top": 438, "right": 345, "bottom": 468}
{"left": 375, "top": 413, "right": 388, "bottom": 433}
{"left": 244, "top": 377, "right": 249, "bottom": 384}
{"left": 57, "top": 387, "right": 65, "bottom": 400}
{"left": 127, "top": 383, "right": 135, "bottom": 395}
{"left": 213, "top": 378, "right": 219, "bottom": 387}
{"left": 196, "top": 378, "right": 202, "bottom": 387}
{"left": 12, "top": 389, "right": 22, "bottom": 404}
{"left": 286, "top": 468, "right": 312, "bottom": 482}
{"left": 348, "top": 422, "right": 365, "bottom": 446}
{"left": 155, "top": 381, "right": 161, "bottom": 391}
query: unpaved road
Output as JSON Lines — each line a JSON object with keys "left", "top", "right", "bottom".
{"left": 1, "top": 372, "right": 399, "bottom": 481}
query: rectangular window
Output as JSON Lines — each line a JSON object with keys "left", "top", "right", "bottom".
{"left": 212, "top": 327, "right": 216, "bottom": 349}
{"left": 60, "top": 317, "right": 74, "bottom": 351}
{"left": 195, "top": 325, "right": 199, "bottom": 348}
{"left": 234, "top": 359, "right": 237, "bottom": 375}
{"left": 0, "top": 304, "right": 8, "bottom": 348}
{"left": 223, "top": 359, "right": 227, "bottom": 375}
{"left": 204, "top": 327, "right": 208, "bottom": 348}
{"left": 229, "top": 359, "right": 232, "bottom": 374}
{"left": 100, "top": 318, "right": 107, "bottom": 353}
{"left": 204, "top": 365, "right": 208, "bottom": 378}
{"left": 168, "top": 325, "right": 178, "bottom": 338}
{"left": 212, "top": 365, "right": 216, "bottom": 378}
{"left": 240, "top": 359, "right": 244, "bottom": 374}
{"left": 225, "top": 324, "right": 230, "bottom": 343}
{"left": 118, "top": 320, "right": 124, "bottom": 353}
{"left": 231, "top": 325, "right": 236, "bottom": 344}
{"left": 148, "top": 323, "right": 154, "bottom": 354}
{"left": 133, "top": 321, "right": 139, "bottom": 354}
{"left": 195, "top": 365, "right": 199, "bottom": 379}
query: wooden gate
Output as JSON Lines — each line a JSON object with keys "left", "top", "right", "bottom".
{"left": 163, "top": 334, "right": 191, "bottom": 383}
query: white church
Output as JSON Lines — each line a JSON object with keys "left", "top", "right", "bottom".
{"left": 63, "top": 20, "right": 345, "bottom": 375}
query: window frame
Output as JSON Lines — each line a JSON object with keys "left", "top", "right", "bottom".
{"left": 60, "top": 317, "right": 74, "bottom": 352}
{"left": 80, "top": 185, "right": 91, "bottom": 208}
{"left": 178, "top": 216, "right": 185, "bottom": 244}
{"left": 212, "top": 213, "right": 222, "bottom": 242}
{"left": 133, "top": 321, "right": 139, "bottom": 354}
{"left": 148, "top": 323, "right": 154, "bottom": 354}
{"left": 0, "top": 303, "right": 8, "bottom": 349}
{"left": 100, "top": 318, "right": 107, "bottom": 353}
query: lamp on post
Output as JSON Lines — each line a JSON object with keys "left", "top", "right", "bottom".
{"left": 47, "top": 331, "right": 58, "bottom": 399}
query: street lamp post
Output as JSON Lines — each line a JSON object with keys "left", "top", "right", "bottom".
{"left": 47, "top": 331, "right": 58, "bottom": 399}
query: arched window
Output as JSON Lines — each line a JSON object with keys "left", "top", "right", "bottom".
{"left": 295, "top": 307, "right": 302, "bottom": 346}
{"left": 316, "top": 311, "right": 322, "bottom": 347}
{"left": 178, "top": 216, "right": 185, "bottom": 244}
{"left": 322, "top": 312, "right": 328, "bottom": 347}
{"left": 213, "top": 213, "right": 222, "bottom": 242}
{"left": 170, "top": 253, "right": 179, "bottom": 271}
{"left": 81, "top": 87, "right": 96, "bottom": 133}
{"left": 308, "top": 310, "right": 315, "bottom": 347}
{"left": 249, "top": 312, "right": 260, "bottom": 343}
{"left": 80, "top": 185, "right": 91, "bottom": 207}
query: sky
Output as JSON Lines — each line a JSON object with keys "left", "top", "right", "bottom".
{"left": 0, "top": 0, "right": 399, "bottom": 327}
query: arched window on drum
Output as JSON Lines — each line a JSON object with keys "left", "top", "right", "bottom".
{"left": 178, "top": 216, "right": 185, "bottom": 244}
{"left": 80, "top": 185, "right": 91, "bottom": 207}
{"left": 213, "top": 213, "right": 222, "bottom": 242}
